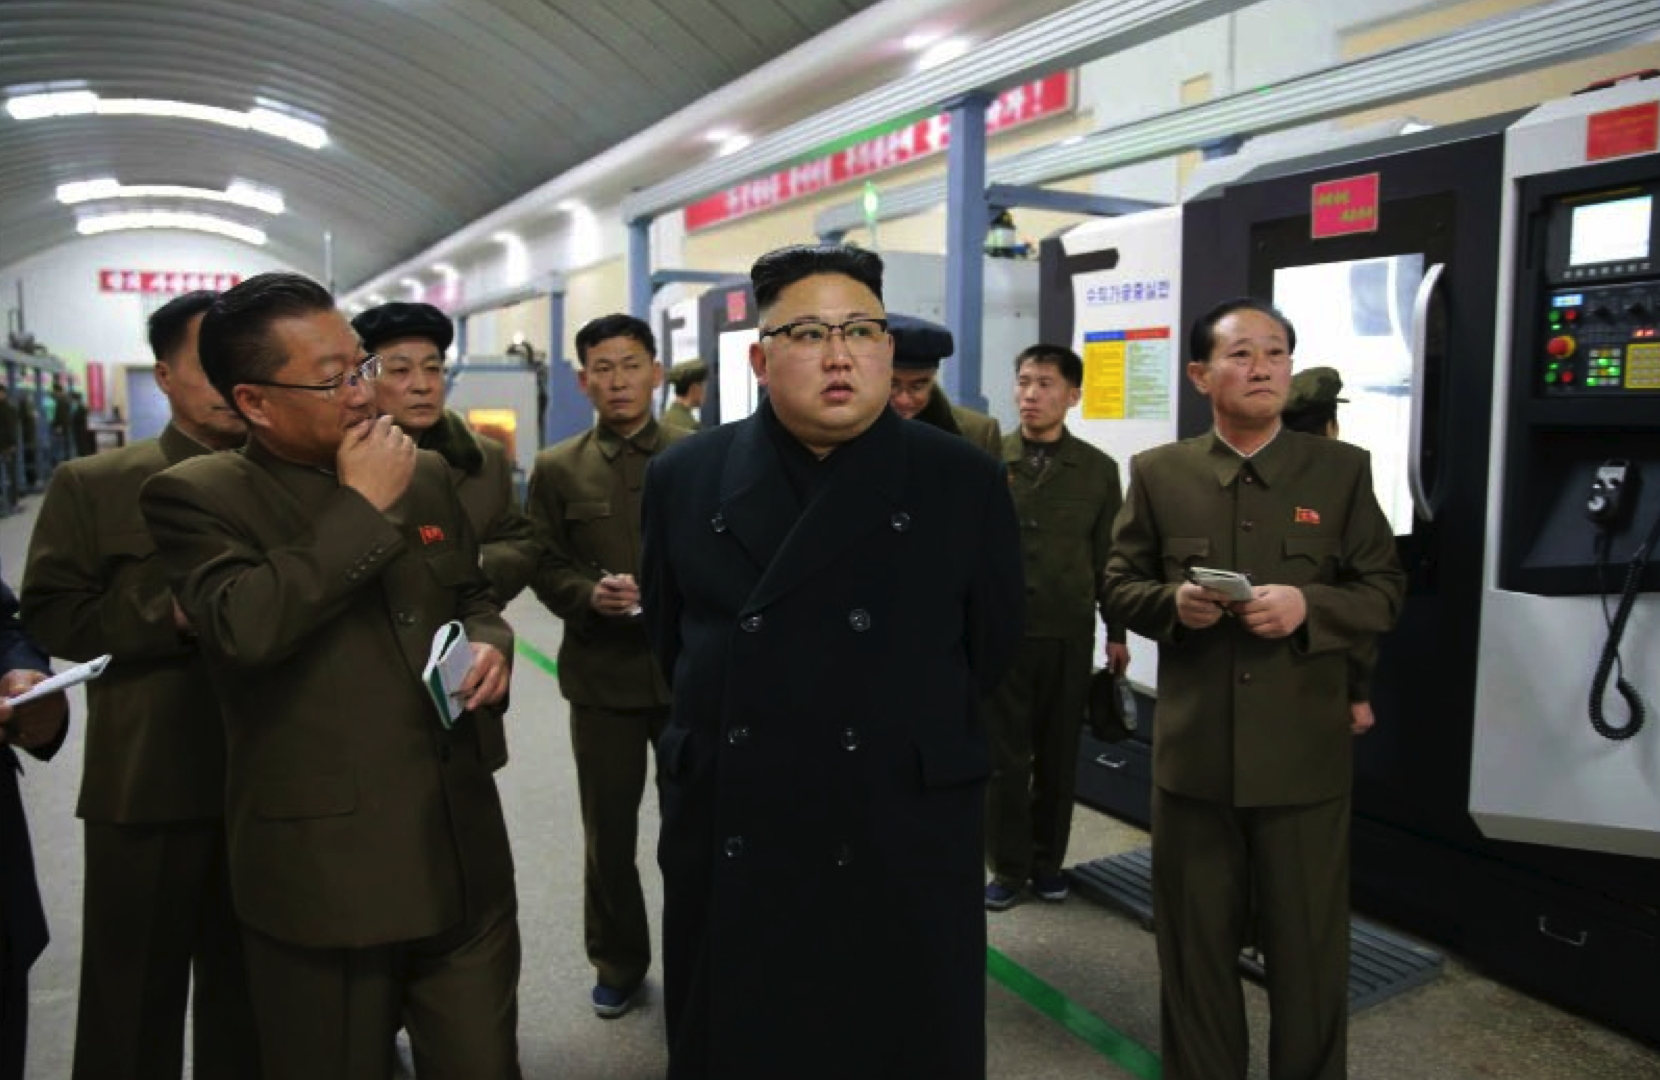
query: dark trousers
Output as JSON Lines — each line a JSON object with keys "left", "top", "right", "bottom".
{"left": 570, "top": 703, "right": 670, "bottom": 990}
{"left": 73, "top": 820, "right": 258, "bottom": 1080}
{"left": 1152, "top": 787, "right": 1351, "bottom": 1080}
{"left": 984, "top": 637, "right": 1092, "bottom": 885}
{"left": 241, "top": 895, "right": 521, "bottom": 1080}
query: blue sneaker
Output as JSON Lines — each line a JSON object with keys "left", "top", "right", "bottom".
{"left": 591, "top": 982, "right": 641, "bottom": 1019}
{"left": 984, "top": 881, "right": 1021, "bottom": 911}
{"left": 1033, "top": 874, "right": 1070, "bottom": 902}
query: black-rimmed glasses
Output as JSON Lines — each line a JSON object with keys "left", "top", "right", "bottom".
{"left": 760, "top": 318, "right": 889, "bottom": 356}
{"left": 246, "top": 354, "right": 382, "bottom": 397}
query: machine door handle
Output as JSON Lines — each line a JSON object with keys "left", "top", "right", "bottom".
{"left": 1536, "top": 916, "right": 1589, "bottom": 948}
{"left": 1407, "top": 261, "right": 1446, "bottom": 524}
{"left": 1093, "top": 753, "right": 1128, "bottom": 770}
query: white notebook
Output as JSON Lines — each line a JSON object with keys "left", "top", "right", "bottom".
{"left": 423, "top": 621, "right": 474, "bottom": 729}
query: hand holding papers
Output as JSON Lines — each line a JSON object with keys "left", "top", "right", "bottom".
{"left": 6, "top": 654, "right": 112, "bottom": 707}
{"left": 424, "top": 622, "right": 475, "bottom": 729}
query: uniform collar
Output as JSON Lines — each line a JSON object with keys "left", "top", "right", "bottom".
{"left": 594, "top": 417, "right": 664, "bottom": 461}
{"left": 159, "top": 421, "right": 233, "bottom": 464}
{"left": 1204, "top": 425, "right": 1290, "bottom": 488}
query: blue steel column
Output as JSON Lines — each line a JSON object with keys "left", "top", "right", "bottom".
{"left": 943, "top": 93, "right": 990, "bottom": 412}
{"left": 456, "top": 315, "right": 469, "bottom": 359}
{"left": 628, "top": 217, "right": 652, "bottom": 320}
{"left": 543, "top": 289, "right": 591, "bottom": 445}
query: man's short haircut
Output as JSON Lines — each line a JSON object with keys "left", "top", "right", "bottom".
{"left": 669, "top": 360, "right": 708, "bottom": 395}
{"left": 1188, "top": 297, "right": 1297, "bottom": 362}
{"left": 147, "top": 290, "right": 220, "bottom": 363}
{"left": 750, "top": 244, "right": 883, "bottom": 315}
{"left": 574, "top": 313, "right": 655, "bottom": 368}
{"left": 1282, "top": 402, "right": 1338, "bottom": 435}
{"left": 1014, "top": 344, "right": 1084, "bottom": 389}
{"left": 197, "top": 272, "right": 336, "bottom": 414}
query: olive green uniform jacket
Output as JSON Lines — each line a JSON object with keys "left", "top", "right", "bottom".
{"left": 661, "top": 400, "right": 699, "bottom": 433}
{"left": 912, "top": 386, "right": 1003, "bottom": 458}
{"left": 1103, "top": 429, "right": 1404, "bottom": 806}
{"left": 140, "top": 442, "right": 515, "bottom": 948}
{"left": 418, "top": 409, "right": 538, "bottom": 605}
{"left": 23, "top": 423, "right": 225, "bottom": 823}
{"left": 1000, "top": 427, "right": 1125, "bottom": 644}
{"left": 526, "top": 419, "right": 688, "bottom": 708}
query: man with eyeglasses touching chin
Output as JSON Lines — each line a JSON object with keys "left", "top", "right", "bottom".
{"left": 1103, "top": 297, "right": 1403, "bottom": 1080}
{"left": 138, "top": 272, "right": 523, "bottom": 1080}
{"left": 641, "top": 244, "right": 1023, "bottom": 1080}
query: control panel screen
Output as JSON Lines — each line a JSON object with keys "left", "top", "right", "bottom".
{"left": 1569, "top": 195, "right": 1652, "bottom": 266}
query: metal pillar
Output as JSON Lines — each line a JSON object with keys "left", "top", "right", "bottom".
{"left": 544, "top": 290, "right": 592, "bottom": 446}
{"left": 628, "top": 217, "right": 652, "bottom": 320}
{"left": 456, "top": 315, "right": 469, "bottom": 359}
{"left": 943, "top": 93, "right": 990, "bottom": 412}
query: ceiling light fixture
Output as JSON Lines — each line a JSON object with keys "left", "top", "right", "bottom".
{"left": 902, "top": 31, "right": 944, "bottom": 51}
{"left": 716, "top": 134, "right": 752, "bottom": 157}
{"left": 6, "top": 89, "right": 328, "bottom": 149}
{"left": 431, "top": 262, "right": 459, "bottom": 279}
{"left": 75, "top": 211, "right": 267, "bottom": 245}
{"left": 56, "top": 177, "right": 285, "bottom": 214}
{"left": 915, "top": 38, "right": 971, "bottom": 71}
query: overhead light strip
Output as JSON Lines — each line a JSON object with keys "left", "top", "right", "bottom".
{"left": 56, "top": 178, "right": 285, "bottom": 214}
{"left": 76, "top": 211, "right": 267, "bottom": 246}
{"left": 6, "top": 90, "right": 327, "bottom": 149}
{"left": 814, "top": 0, "right": 1660, "bottom": 235}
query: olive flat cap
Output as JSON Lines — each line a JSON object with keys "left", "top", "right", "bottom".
{"left": 888, "top": 312, "right": 954, "bottom": 370}
{"left": 668, "top": 358, "right": 709, "bottom": 391}
{"left": 1284, "top": 366, "right": 1348, "bottom": 415}
{"left": 351, "top": 301, "right": 454, "bottom": 354}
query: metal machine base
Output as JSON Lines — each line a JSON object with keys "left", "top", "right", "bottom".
{"left": 1069, "top": 847, "right": 1446, "bottom": 1013}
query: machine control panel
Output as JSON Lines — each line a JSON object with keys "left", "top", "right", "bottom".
{"left": 1539, "top": 284, "right": 1660, "bottom": 393}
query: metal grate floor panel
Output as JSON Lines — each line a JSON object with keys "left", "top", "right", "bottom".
{"left": 1069, "top": 847, "right": 1444, "bottom": 1013}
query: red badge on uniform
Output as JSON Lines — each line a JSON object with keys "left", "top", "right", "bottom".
{"left": 419, "top": 525, "right": 446, "bottom": 545}
{"left": 1294, "top": 507, "right": 1321, "bottom": 526}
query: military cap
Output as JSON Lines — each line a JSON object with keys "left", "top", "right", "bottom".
{"left": 1284, "top": 366, "right": 1348, "bottom": 415}
{"left": 888, "top": 313, "right": 955, "bottom": 370}
{"left": 668, "top": 358, "right": 709, "bottom": 392}
{"left": 351, "top": 301, "right": 454, "bottom": 354}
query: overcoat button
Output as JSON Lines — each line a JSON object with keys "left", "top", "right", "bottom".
{"left": 395, "top": 612, "right": 415, "bottom": 627}
{"left": 890, "top": 512, "right": 911, "bottom": 532}
{"left": 834, "top": 843, "right": 854, "bottom": 867}
{"left": 841, "top": 727, "right": 860, "bottom": 751}
{"left": 848, "top": 608, "right": 871, "bottom": 632}
{"left": 1241, "top": 520, "right": 1254, "bottom": 531}
{"left": 741, "top": 613, "right": 764, "bottom": 632}
{"left": 727, "top": 726, "right": 751, "bottom": 745}
{"left": 724, "top": 836, "right": 746, "bottom": 858}
{"left": 710, "top": 512, "right": 728, "bottom": 533}
{"left": 1240, "top": 672, "right": 1254, "bottom": 685}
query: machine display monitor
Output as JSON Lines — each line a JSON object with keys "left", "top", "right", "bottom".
{"left": 1552, "top": 293, "right": 1584, "bottom": 308}
{"left": 1568, "top": 195, "right": 1651, "bottom": 266}
{"left": 1273, "top": 253, "right": 1423, "bottom": 536}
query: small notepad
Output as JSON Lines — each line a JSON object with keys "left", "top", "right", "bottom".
{"left": 423, "top": 621, "right": 474, "bottom": 729}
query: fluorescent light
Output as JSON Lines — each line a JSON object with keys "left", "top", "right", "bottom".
{"left": 368, "top": 293, "right": 388, "bottom": 305}
{"left": 431, "top": 262, "right": 459, "bottom": 279}
{"left": 75, "top": 211, "right": 266, "bottom": 245}
{"left": 556, "top": 199, "right": 584, "bottom": 213}
{"left": 716, "top": 134, "right": 752, "bottom": 157}
{"left": 916, "top": 38, "right": 971, "bottom": 71}
{"left": 704, "top": 128, "right": 734, "bottom": 144}
{"left": 55, "top": 178, "right": 284, "bottom": 214}
{"left": 902, "top": 31, "right": 944, "bottom": 51}
{"left": 6, "top": 90, "right": 327, "bottom": 149}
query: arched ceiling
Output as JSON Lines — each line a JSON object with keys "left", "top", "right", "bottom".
{"left": 0, "top": 0, "right": 1081, "bottom": 290}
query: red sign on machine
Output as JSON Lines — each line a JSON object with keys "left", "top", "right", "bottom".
{"left": 1586, "top": 101, "right": 1660, "bottom": 162}
{"left": 1310, "top": 173, "right": 1381, "bottom": 239}
{"left": 684, "top": 72, "right": 1077, "bottom": 232}
{"left": 99, "top": 269, "right": 243, "bottom": 294}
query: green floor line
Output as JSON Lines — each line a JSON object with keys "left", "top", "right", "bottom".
{"left": 986, "top": 946, "right": 1162, "bottom": 1079}
{"left": 515, "top": 638, "right": 559, "bottom": 679}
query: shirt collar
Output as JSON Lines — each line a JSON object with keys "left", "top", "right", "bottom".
{"left": 595, "top": 417, "right": 662, "bottom": 460}
{"left": 1205, "top": 424, "right": 1290, "bottom": 488}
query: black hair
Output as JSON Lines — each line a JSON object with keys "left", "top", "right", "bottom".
{"left": 147, "top": 290, "right": 220, "bottom": 363}
{"left": 1282, "top": 402, "right": 1338, "bottom": 436}
{"left": 1014, "top": 343, "right": 1084, "bottom": 389}
{"left": 1188, "top": 297, "right": 1297, "bottom": 362}
{"left": 670, "top": 364, "right": 708, "bottom": 395}
{"left": 574, "top": 313, "right": 655, "bottom": 368}
{"left": 197, "top": 272, "right": 336, "bottom": 414}
{"left": 750, "top": 244, "right": 883, "bottom": 315}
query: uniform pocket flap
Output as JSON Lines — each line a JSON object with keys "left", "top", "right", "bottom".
{"left": 914, "top": 737, "right": 991, "bottom": 789}
{"left": 253, "top": 774, "right": 357, "bottom": 820}
{"left": 1162, "top": 537, "right": 1211, "bottom": 564}
{"left": 1283, "top": 537, "right": 1341, "bottom": 561}
{"left": 424, "top": 550, "right": 478, "bottom": 586}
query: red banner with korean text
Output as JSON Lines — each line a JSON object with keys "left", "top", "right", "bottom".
{"left": 99, "top": 269, "right": 243, "bottom": 294}
{"left": 684, "top": 71, "right": 1076, "bottom": 233}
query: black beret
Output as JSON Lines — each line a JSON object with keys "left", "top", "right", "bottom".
{"left": 888, "top": 312, "right": 954, "bottom": 370}
{"left": 352, "top": 301, "right": 454, "bottom": 354}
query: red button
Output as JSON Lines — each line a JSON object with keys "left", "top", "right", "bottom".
{"left": 1562, "top": 370, "right": 1575, "bottom": 382}
{"left": 1547, "top": 335, "right": 1577, "bottom": 358}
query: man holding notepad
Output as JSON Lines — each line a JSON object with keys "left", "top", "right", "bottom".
{"left": 138, "top": 272, "right": 522, "bottom": 1079}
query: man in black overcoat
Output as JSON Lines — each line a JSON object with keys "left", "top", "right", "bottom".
{"left": 641, "top": 244, "right": 1024, "bottom": 1080}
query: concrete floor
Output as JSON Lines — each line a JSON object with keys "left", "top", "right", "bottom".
{"left": 7, "top": 488, "right": 1660, "bottom": 1079}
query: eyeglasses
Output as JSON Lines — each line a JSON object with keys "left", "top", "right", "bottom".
{"left": 247, "top": 354, "right": 382, "bottom": 398}
{"left": 760, "top": 318, "right": 889, "bottom": 356}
